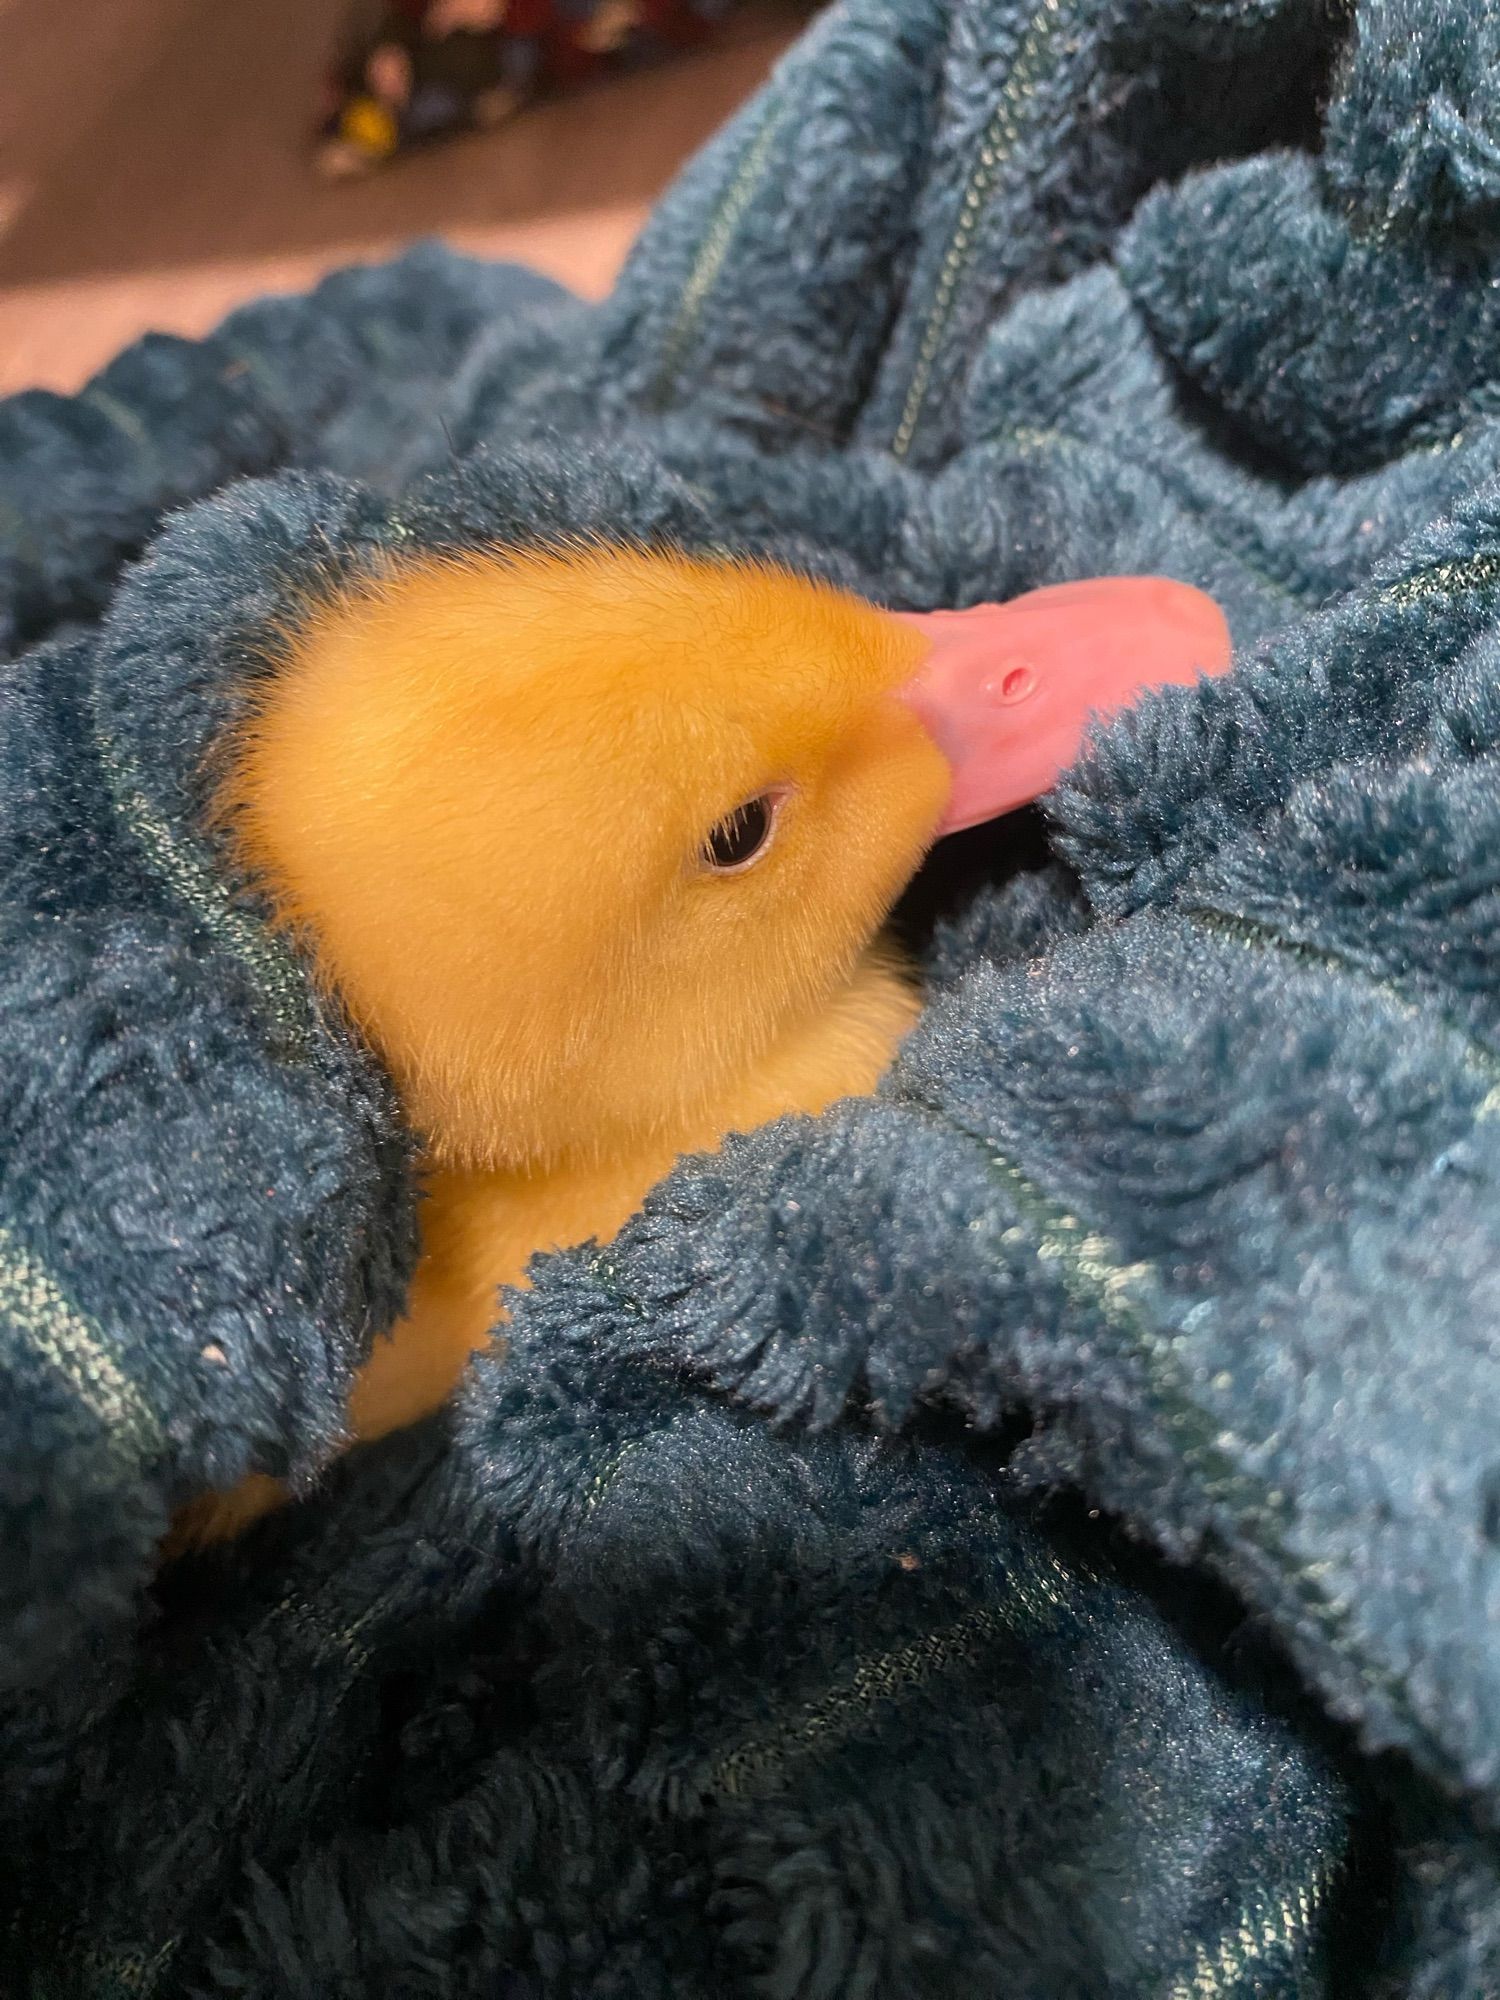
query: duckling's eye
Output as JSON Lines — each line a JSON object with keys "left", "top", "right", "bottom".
{"left": 702, "top": 792, "right": 779, "bottom": 873}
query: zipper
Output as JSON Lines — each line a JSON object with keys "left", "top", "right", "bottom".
{"left": 707, "top": 1602, "right": 1013, "bottom": 1799}
{"left": 891, "top": 0, "right": 1071, "bottom": 460}
{"left": 79, "top": 386, "right": 157, "bottom": 469}
{"left": 1165, "top": 1856, "right": 1336, "bottom": 1999}
{"left": 90, "top": 708, "right": 316, "bottom": 1065}
{"left": 0, "top": 1223, "right": 156, "bottom": 1459}
{"left": 80, "top": 1939, "right": 178, "bottom": 2000}
{"left": 1380, "top": 546, "right": 1500, "bottom": 608}
{"left": 883, "top": 1108, "right": 1354, "bottom": 1993}
{"left": 644, "top": 96, "right": 791, "bottom": 413}
{"left": 1004, "top": 421, "right": 1307, "bottom": 606}
{"left": 1185, "top": 906, "right": 1500, "bottom": 1103}
{"left": 706, "top": 1537, "right": 1088, "bottom": 1800}
{"left": 69, "top": 1590, "right": 383, "bottom": 1998}
{"left": 888, "top": 1086, "right": 1421, "bottom": 1735}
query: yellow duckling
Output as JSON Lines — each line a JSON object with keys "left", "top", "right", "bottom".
{"left": 179, "top": 547, "right": 1228, "bottom": 1541}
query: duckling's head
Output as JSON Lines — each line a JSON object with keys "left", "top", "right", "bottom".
{"left": 221, "top": 547, "right": 1227, "bottom": 1169}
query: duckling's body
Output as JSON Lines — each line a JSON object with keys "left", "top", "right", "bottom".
{"left": 178, "top": 545, "right": 1228, "bottom": 1545}
{"left": 191, "top": 955, "right": 918, "bottom": 1542}
{"left": 348, "top": 949, "right": 918, "bottom": 1445}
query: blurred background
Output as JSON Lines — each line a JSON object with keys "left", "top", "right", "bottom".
{"left": 0, "top": 0, "right": 810, "bottom": 395}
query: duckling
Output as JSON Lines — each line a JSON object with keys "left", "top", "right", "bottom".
{"left": 179, "top": 549, "right": 1228, "bottom": 1541}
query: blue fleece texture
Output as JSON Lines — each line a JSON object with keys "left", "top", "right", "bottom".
{"left": 2, "top": 0, "right": 1499, "bottom": 1992}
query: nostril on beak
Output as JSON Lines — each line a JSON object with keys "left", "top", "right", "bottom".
{"left": 989, "top": 663, "right": 1036, "bottom": 704}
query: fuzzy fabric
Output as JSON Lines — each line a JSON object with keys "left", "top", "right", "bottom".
{"left": 3, "top": 0, "right": 1500, "bottom": 1992}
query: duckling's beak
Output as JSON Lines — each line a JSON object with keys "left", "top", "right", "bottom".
{"left": 895, "top": 576, "right": 1232, "bottom": 837}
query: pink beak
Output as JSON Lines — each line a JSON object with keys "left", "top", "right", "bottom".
{"left": 896, "top": 576, "right": 1233, "bottom": 837}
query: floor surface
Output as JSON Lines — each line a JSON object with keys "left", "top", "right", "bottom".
{"left": 0, "top": 0, "right": 801, "bottom": 392}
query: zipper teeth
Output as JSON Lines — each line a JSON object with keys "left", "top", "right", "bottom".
{"left": 260, "top": 1584, "right": 386, "bottom": 1678}
{"left": 892, "top": 1088, "right": 1420, "bottom": 1727}
{"left": 708, "top": 1601, "right": 1017, "bottom": 1799}
{"left": 645, "top": 98, "right": 789, "bottom": 412}
{"left": 1171, "top": 538, "right": 1500, "bottom": 1091}
{"left": 580, "top": 1410, "right": 693, "bottom": 1519}
{"left": 0, "top": 1222, "right": 156, "bottom": 1456}
{"left": 1166, "top": 1855, "right": 1336, "bottom": 1999}
{"left": 90, "top": 715, "right": 314, "bottom": 1064}
{"left": 0, "top": 492, "right": 28, "bottom": 551}
{"left": 79, "top": 385, "right": 157, "bottom": 465}
{"left": 1006, "top": 423, "right": 1307, "bottom": 606}
{"left": 1185, "top": 906, "right": 1500, "bottom": 1098}
{"left": 892, "top": 0, "right": 1068, "bottom": 461}
{"left": 1381, "top": 546, "right": 1500, "bottom": 607}
{"left": 81, "top": 1938, "right": 178, "bottom": 1999}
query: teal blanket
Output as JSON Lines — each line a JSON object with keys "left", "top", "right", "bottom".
{"left": 2, "top": 1, "right": 1500, "bottom": 1991}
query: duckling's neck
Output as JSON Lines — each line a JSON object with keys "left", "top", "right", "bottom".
{"left": 468, "top": 939, "right": 924, "bottom": 1181}
{"left": 684, "top": 940, "right": 923, "bottom": 1153}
